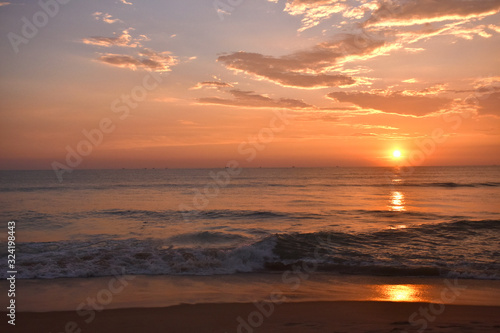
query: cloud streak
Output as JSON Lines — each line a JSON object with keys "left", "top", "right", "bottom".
{"left": 93, "top": 12, "right": 123, "bottom": 24}
{"left": 98, "top": 48, "right": 177, "bottom": 72}
{"left": 281, "top": 0, "right": 347, "bottom": 32}
{"left": 328, "top": 89, "right": 452, "bottom": 116}
{"left": 471, "top": 78, "right": 500, "bottom": 116}
{"left": 83, "top": 29, "right": 148, "bottom": 48}
{"left": 191, "top": 81, "right": 233, "bottom": 90}
{"left": 198, "top": 89, "right": 312, "bottom": 109}
{"left": 365, "top": 0, "right": 500, "bottom": 27}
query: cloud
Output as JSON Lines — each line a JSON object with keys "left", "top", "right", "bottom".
{"left": 327, "top": 89, "right": 452, "bottom": 116}
{"left": 98, "top": 48, "right": 177, "bottom": 72}
{"left": 0, "top": 2, "right": 11, "bottom": 6}
{"left": 93, "top": 12, "right": 122, "bottom": 24}
{"left": 198, "top": 89, "right": 312, "bottom": 109}
{"left": 351, "top": 132, "right": 378, "bottom": 137}
{"left": 217, "top": 33, "right": 387, "bottom": 89}
{"left": 470, "top": 78, "right": 500, "bottom": 116}
{"left": 365, "top": 0, "right": 500, "bottom": 27}
{"left": 281, "top": 0, "right": 347, "bottom": 32}
{"left": 83, "top": 27, "right": 175, "bottom": 72}
{"left": 153, "top": 97, "right": 180, "bottom": 103}
{"left": 489, "top": 24, "right": 500, "bottom": 33}
{"left": 476, "top": 91, "right": 500, "bottom": 116}
{"left": 394, "top": 19, "right": 495, "bottom": 47}
{"left": 120, "top": 0, "right": 133, "bottom": 5}
{"left": 269, "top": 0, "right": 377, "bottom": 32}
{"left": 83, "top": 29, "right": 147, "bottom": 48}
{"left": 191, "top": 81, "right": 233, "bottom": 90}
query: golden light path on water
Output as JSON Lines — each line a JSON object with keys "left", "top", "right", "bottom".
{"left": 390, "top": 191, "right": 406, "bottom": 212}
{"left": 372, "top": 284, "right": 429, "bottom": 302}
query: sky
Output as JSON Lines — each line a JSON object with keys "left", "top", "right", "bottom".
{"left": 0, "top": 0, "right": 499, "bottom": 171}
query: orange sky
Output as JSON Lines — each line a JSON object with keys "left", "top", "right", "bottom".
{"left": 1, "top": 0, "right": 499, "bottom": 170}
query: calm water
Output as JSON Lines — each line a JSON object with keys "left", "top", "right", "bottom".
{"left": 0, "top": 166, "right": 499, "bottom": 279}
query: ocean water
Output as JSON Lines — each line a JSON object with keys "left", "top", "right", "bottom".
{"left": 0, "top": 166, "right": 499, "bottom": 280}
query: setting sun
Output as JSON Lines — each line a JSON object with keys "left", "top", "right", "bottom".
{"left": 392, "top": 150, "right": 402, "bottom": 159}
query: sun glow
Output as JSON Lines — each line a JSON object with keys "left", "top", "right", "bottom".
{"left": 374, "top": 285, "right": 425, "bottom": 302}
{"left": 392, "top": 150, "right": 402, "bottom": 159}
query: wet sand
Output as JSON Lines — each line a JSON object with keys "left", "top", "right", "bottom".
{"left": 5, "top": 301, "right": 500, "bottom": 333}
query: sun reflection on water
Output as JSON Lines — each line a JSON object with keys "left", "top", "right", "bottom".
{"left": 389, "top": 191, "right": 406, "bottom": 212}
{"left": 373, "top": 284, "right": 427, "bottom": 302}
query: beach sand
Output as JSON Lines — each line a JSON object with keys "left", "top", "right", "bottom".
{"left": 3, "top": 274, "right": 500, "bottom": 332}
{"left": 5, "top": 301, "right": 500, "bottom": 333}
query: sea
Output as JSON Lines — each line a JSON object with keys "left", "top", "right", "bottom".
{"left": 1, "top": 166, "right": 499, "bottom": 283}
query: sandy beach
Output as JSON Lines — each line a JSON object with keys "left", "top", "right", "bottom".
{"left": 2, "top": 274, "right": 500, "bottom": 332}
{"left": 5, "top": 301, "right": 500, "bottom": 333}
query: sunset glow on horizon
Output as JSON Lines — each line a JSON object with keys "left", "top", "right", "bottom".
{"left": 1, "top": 0, "right": 499, "bottom": 170}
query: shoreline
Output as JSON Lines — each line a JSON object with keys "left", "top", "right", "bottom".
{"left": 2, "top": 273, "right": 500, "bottom": 312}
{"left": 4, "top": 301, "right": 500, "bottom": 333}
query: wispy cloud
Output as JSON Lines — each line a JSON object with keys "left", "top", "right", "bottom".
{"left": 120, "top": 0, "right": 133, "bottom": 5}
{"left": 93, "top": 12, "right": 123, "bottom": 24}
{"left": 83, "top": 29, "right": 148, "bottom": 48}
{"left": 365, "top": 0, "right": 500, "bottom": 27}
{"left": 281, "top": 0, "right": 347, "bottom": 32}
{"left": 98, "top": 48, "right": 177, "bottom": 72}
{"left": 470, "top": 77, "right": 500, "bottom": 116}
{"left": 268, "top": 0, "right": 379, "bottom": 32}
{"left": 198, "top": 89, "right": 312, "bottom": 109}
{"left": 327, "top": 88, "right": 452, "bottom": 116}
{"left": 191, "top": 81, "right": 233, "bottom": 90}
{"left": 0, "top": 2, "right": 11, "bottom": 6}
{"left": 489, "top": 24, "right": 500, "bottom": 33}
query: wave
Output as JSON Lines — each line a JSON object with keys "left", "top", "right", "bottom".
{"left": 0, "top": 183, "right": 192, "bottom": 193}
{"left": 0, "top": 236, "right": 277, "bottom": 279}
{"left": 91, "top": 208, "right": 325, "bottom": 222}
{"left": 166, "top": 231, "right": 250, "bottom": 246}
{"left": 1, "top": 219, "right": 498, "bottom": 280}
{"left": 2, "top": 180, "right": 499, "bottom": 193}
{"left": 411, "top": 182, "right": 500, "bottom": 188}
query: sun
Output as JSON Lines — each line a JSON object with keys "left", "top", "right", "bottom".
{"left": 392, "top": 150, "right": 402, "bottom": 158}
